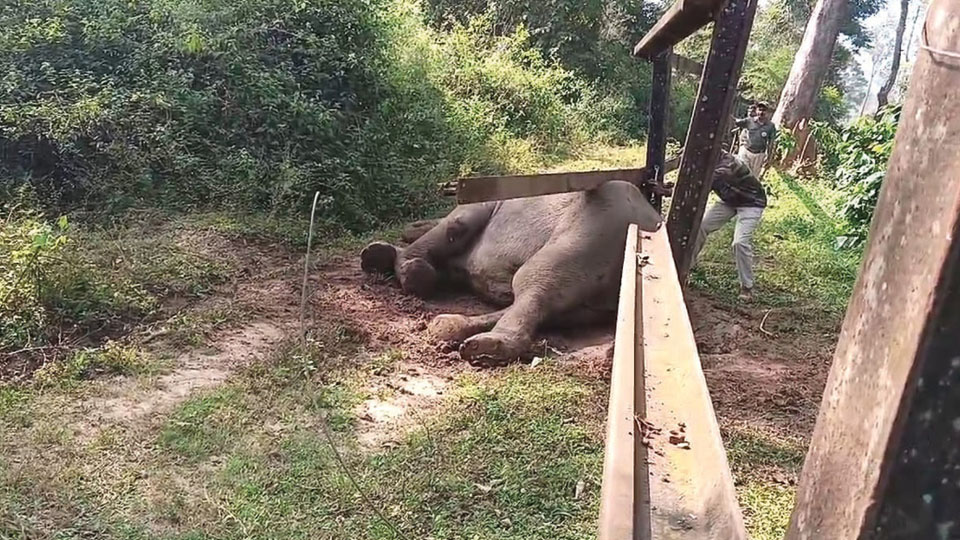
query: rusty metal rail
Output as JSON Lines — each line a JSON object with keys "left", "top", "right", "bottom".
{"left": 598, "top": 225, "right": 746, "bottom": 540}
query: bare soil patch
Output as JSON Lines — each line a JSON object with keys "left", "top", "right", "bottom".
{"left": 686, "top": 289, "right": 836, "bottom": 440}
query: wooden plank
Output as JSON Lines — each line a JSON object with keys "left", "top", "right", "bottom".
{"left": 640, "top": 227, "right": 747, "bottom": 540}
{"left": 665, "top": 0, "right": 759, "bottom": 282}
{"left": 448, "top": 156, "right": 682, "bottom": 204}
{"left": 598, "top": 226, "right": 746, "bottom": 539}
{"left": 454, "top": 168, "right": 651, "bottom": 204}
{"left": 598, "top": 223, "right": 643, "bottom": 540}
{"left": 786, "top": 2, "right": 960, "bottom": 537}
{"left": 671, "top": 53, "right": 704, "bottom": 77}
{"left": 646, "top": 49, "right": 673, "bottom": 211}
{"left": 633, "top": 0, "right": 725, "bottom": 59}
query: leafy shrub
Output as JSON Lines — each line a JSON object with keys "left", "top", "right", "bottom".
{"left": 0, "top": 0, "right": 610, "bottom": 229}
{"left": 1, "top": 202, "right": 230, "bottom": 353}
{"left": 32, "top": 341, "right": 149, "bottom": 387}
{"left": 1, "top": 206, "right": 150, "bottom": 351}
{"left": 421, "top": 0, "right": 666, "bottom": 141}
{"left": 815, "top": 105, "right": 900, "bottom": 246}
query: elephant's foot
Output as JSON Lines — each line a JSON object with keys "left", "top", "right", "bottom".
{"left": 460, "top": 331, "right": 530, "bottom": 367}
{"left": 428, "top": 314, "right": 476, "bottom": 343}
{"left": 360, "top": 242, "right": 397, "bottom": 274}
{"left": 398, "top": 258, "right": 437, "bottom": 298}
{"left": 428, "top": 310, "right": 505, "bottom": 344}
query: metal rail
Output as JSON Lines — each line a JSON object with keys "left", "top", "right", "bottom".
{"left": 598, "top": 225, "right": 746, "bottom": 540}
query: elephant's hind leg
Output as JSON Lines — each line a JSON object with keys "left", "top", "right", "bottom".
{"left": 428, "top": 309, "right": 506, "bottom": 344}
{"left": 460, "top": 242, "right": 590, "bottom": 365}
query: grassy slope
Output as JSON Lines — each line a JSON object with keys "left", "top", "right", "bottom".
{"left": 0, "top": 146, "right": 859, "bottom": 540}
{"left": 690, "top": 167, "right": 860, "bottom": 539}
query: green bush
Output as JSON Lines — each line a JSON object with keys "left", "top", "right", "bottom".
{"left": 0, "top": 201, "right": 232, "bottom": 353}
{"left": 814, "top": 105, "right": 900, "bottom": 246}
{"left": 421, "top": 0, "right": 666, "bottom": 141}
{"left": 0, "top": 0, "right": 607, "bottom": 229}
{"left": 0, "top": 206, "right": 153, "bottom": 351}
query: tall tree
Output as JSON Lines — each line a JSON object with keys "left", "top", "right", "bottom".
{"left": 876, "top": 0, "right": 911, "bottom": 109}
{"left": 772, "top": 0, "right": 849, "bottom": 130}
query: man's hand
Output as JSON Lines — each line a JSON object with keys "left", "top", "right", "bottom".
{"left": 650, "top": 182, "right": 675, "bottom": 197}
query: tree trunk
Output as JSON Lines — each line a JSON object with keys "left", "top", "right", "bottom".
{"left": 876, "top": 0, "right": 911, "bottom": 110}
{"left": 772, "top": 0, "right": 849, "bottom": 131}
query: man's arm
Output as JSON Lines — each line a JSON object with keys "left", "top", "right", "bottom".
{"left": 732, "top": 116, "right": 749, "bottom": 128}
{"left": 764, "top": 126, "right": 778, "bottom": 170}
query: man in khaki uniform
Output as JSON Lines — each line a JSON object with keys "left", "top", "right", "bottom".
{"left": 733, "top": 102, "right": 777, "bottom": 177}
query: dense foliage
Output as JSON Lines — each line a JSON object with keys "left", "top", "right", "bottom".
{"left": 0, "top": 0, "right": 614, "bottom": 227}
{"left": 420, "top": 0, "right": 691, "bottom": 139}
{"left": 814, "top": 105, "right": 901, "bottom": 246}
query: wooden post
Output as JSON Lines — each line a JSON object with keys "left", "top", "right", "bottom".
{"left": 786, "top": 2, "right": 960, "bottom": 538}
{"left": 646, "top": 49, "right": 673, "bottom": 211}
{"left": 665, "top": 0, "right": 759, "bottom": 281}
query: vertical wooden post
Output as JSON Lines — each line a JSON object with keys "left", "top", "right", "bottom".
{"left": 646, "top": 49, "right": 673, "bottom": 211}
{"left": 786, "top": 2, "right": 960, "bottom": 538}
{"left": 665, "top": 0, "right": 759, "bottom": 281}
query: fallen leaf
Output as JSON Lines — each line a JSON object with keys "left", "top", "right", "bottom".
{"left": 575, "top": 480, "right": 585, "bottom": 500}
{"left": 530, "top": 356, "right": 543, "bottom": 368}
{"left": 475, "top": 483, "right": 493, "bottom": 493}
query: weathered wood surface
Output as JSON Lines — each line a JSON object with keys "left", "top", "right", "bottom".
{"left": 454, "top": 168, "right": 652, "bottom": 204}
{"left": 786, "top": 2, "right": 960, "bottom": 538}
{"left": 665, "top": 0, "right": 759, "bottom": 282}
{"left": 598, "top": 223, "right": 644, "bottom": 540}
{"left": 672, "top": 53, "right": 704, "bottom": 77}
{"left": 634, "top": 0, "right": 726, "bottom": 58}
{"left": 449, "top": 155, "right": 682, "bottom": 204}
{"left": 640, "top": 227, "right": 747, "bottom": 540}
{"left": 597, "top": 225, "right": 746, "bottom": 540}
{"left": 646, "top": 49, "right": 673, "bottom": 211}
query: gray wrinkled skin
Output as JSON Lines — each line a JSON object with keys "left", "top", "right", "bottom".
{"left": 360, "top": 180, "right": 662, "bottom": 365}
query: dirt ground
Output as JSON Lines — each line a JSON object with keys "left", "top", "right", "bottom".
{"left": 312, "top": 243, "right": 835, "bottom": 446}
{"left": 13, "top": 224, "right": 835, "bottom": 457}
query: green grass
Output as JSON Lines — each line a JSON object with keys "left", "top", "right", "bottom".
{"left": 724, "top": 428, "right": 806, "bottom": 540}
{"left": 0, "top": 145, "right": 861, "bottom": 540}
{"left": 1, "top": 323, "right": 606, "bottom": 539}
{"left": 690, "top": 169, "right": 861, "bottom": 317}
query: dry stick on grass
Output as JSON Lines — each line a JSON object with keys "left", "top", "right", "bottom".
{"left": 759, "top": 309, "right": 775, "bottom": 336}
{"left": 300, "top": 191, "right": 410, "bottom": 540}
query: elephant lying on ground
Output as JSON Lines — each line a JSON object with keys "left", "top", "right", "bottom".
{"left": 360, "top": 181, "right": 662, "bottom": 365}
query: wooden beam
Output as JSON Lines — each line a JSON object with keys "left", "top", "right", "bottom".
{"left": 640, "top": 227, "right": 746, "bottom": 539}
{"left": 646, "top": 49, "right": 673, "bottom": 211}
{"left": 598, "top": 223, "right": 643, "bottom": 540}
{"left": 786, "top": 2, "right": 960, "bottom": 537}
{"left": 633, "top": 0, "right": 726, "bottom": 59}
{"left": 672, "top": 53, "right": 704, "bottom": 77}
{"left": 598, "top": 225, "right": 747, "bottom": 539}
{"left": 446, "top": 155, "right": 683, "bottom": 203}
{"left": 665, "top": 0, "right": 759, "bottom": 281}
{"left": 454, "top": 168, "right": 651, "bottom": 204}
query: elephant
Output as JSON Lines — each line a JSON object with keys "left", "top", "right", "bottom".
{"left": 360, "top": 180, "right": 662, "bottom": 365}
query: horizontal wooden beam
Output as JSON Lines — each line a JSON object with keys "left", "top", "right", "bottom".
{"left": 598, "top": 225, "right": 746, "bottom": 539}
{"left": 672, "top": 53, "right": 705, "bottom": 77}
{"left": 633, "top": 0, "right": 726, "bottom": 59}
{"left": 454, "top": 168, "right": 650, "bottom": 204}
{"left": 446, "top": 154, "right": 682, "bottom": 203}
